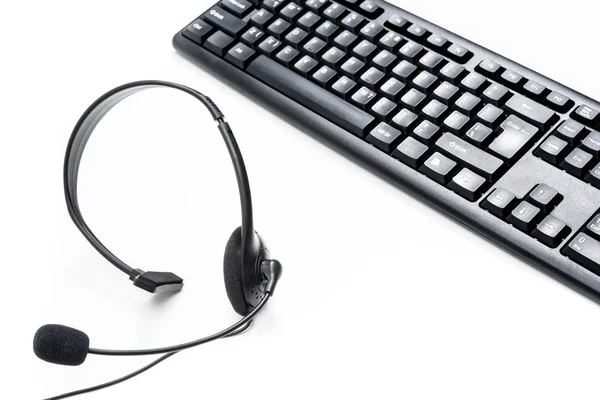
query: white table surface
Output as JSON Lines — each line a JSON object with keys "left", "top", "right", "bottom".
{"left": 3, "top": 1, "right": 600, "bottom": 398}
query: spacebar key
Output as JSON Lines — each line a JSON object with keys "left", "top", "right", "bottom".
{"left": 247, "top": 55, "right": 375, "bottom": 137}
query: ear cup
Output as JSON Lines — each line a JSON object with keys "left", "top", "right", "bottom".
{"left": 223, "top": 227, "right": 249, "bottom": 315}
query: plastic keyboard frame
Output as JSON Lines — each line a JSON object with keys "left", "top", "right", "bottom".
{"left": 173, "top": 0, "right": 600, "bottom": 302}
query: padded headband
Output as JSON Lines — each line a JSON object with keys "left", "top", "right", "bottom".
{"left": 64, "top": 80, "right": 256, "bottom": 291}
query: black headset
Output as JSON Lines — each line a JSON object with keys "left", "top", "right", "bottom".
{"left": 33, "top": 81, "right": 283, "bottom": 399}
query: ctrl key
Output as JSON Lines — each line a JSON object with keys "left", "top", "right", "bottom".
{"left": 183, "top": 19, "right": 213, "bottom": 45}
{"left": 563, "top": 233, "right": 600, "bottom": 275}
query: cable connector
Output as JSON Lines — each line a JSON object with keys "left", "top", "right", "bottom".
{"left": 260, "top": 260, "right": 283, "bottom": 295}
{"left": 130, "top": 270, "right": 184, "bottom": 294}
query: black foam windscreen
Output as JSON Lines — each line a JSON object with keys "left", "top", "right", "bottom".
{"left": 224, "top": 227, "right": 249, "bottom": 316}
{"left": 33, "top": 324, "right": 90, "bottom": 366}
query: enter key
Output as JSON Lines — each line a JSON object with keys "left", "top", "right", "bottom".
{"left": 489, "top": 115, "right": 539, "bottom": 160}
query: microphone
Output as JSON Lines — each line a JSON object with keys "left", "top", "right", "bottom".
{"left": 34, "top": 325, "right": 90, "bottom": 366}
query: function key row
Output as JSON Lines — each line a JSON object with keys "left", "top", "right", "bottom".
{"left": 481, "top": 184, "right": 571, "bottom": 248}
{"left": 385, "top": 14, "right": 472, "bottom": 64}
{"left": 534, "top": 119, "right": 600, "bottom": 188}
{"left": 476, "top": 59, "right": 575, "bottom": 114}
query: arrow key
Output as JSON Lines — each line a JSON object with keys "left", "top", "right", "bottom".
{"left": 507, "top": 201, "right": 542, "bottom": 232}
{"left": 528, "top": 183, "right": 562, "bottom": 212}
{"left": 533, "top": 215, "right": 570, "bottom": 248}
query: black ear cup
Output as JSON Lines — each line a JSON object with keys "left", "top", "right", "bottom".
{"left": 223, "top": 227, "right": 249, "bottom": 315}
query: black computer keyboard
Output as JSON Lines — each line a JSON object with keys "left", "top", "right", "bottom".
{"left": 173, "top": 0, "right": 600, "bottom": 301}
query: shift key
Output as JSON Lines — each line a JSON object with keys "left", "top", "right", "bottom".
{"left": 505, "top": 93, "right": 558, "bottom": 131}
{"left": 434, "top": 133, "right": 504, "bottom": 181}
{"left": 203, "top": 6, "right": 247, "bottom": 37}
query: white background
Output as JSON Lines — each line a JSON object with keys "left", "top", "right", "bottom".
{"left": 3, "top": 0, "right": 600, "bottom": 398}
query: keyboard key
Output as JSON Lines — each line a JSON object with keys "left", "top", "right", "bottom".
{"left": 285, "top": 27, "right": 308, "bottom": 48}
{"left": 533, "top": 216, "right": 570, "bottom": 248}
{"left": 305, "top": 0, "right": 329, "bottom": 12}
{"left": 449, "top": 168, "right": 487, "bottom": 201}
{"left": 304, "top": 37, "right": 326, "bottom": 56}
{"left": 183, "top": 19, "right": 213, "bottom": 45}
{"left": 298, "top": 11, "right": 321, "bottom": 31}
{"left": 406, "top": 24, "right": 429, "bottom": 40}
{"left": 534, "top": 135, "right": 569, "bottom": 164}
{"left": 571, "top": 104, "right": 600, "bottom": 128}
{"left": 561, "top": 148, "right": 594, "bottom": 178}
{"left": 293, "top": 54, "right": 319, "bottom": 76}
{"left": 482, "top": 83, "right": 512, "bottom": 107}
{"left": 500, "top": 69, "right": 524, "bottom": 88}
{"left": 268, "top": 18, "right": 291, "bottom": 38}
{"left": 258, "top": 36, "right": 282, "bottom": 56}
{"left": 340, "top": 56, "right": 365, "bottom": 79}
{"left": 280, "top": 2, "right": 304, "bottom": 21}
{"left": 476, "top": 104, "right": 504, "bottom": 128}
{"left": 315, "top": 21, "right": 339, "bottom": 40}
{"left": 587, "top": 215, "right": 600, "bottom": 238}
{"left": 379, "top": 31, "right": 405, "bottom": 52}
{"left": 371, "top": 50, "right": 397, "bottom": 72}
{"left": 528, "top": 184, "right": 561, "bottom": 212}
{"left": 242, "top": 26, "right": 265, "bottom": 47}
{"left": 433, "top": 82, "right": 459, "bottom": 105}
{"left": 225, "top": 42, "right": 256, "bottom": 68}
{"left": 465, "top": 123, "right": 493, "bottom": 147}
{"left": 393, "top": 137, "right": 429, "bottom": 168}
{"left": 391, "top": 109, "right": 418, "bottom": 132}
{"left": 385, "top": 14, "right": 409, "bottom": 31}
{"left": 426, "top": 34, "right": 448, "bottom": 50}
{"left": 351, "top": 86, "right": 378, "bottom": 110}
{"left": 522, "top": 80, "right": 548, "bottom": 100}
{"left": 360, "top": 22, "right": 384, "bottom": 42}
{"left": 460, "top": 72, "right": 488, "bottom": 95}
{"left": 275, "top": 45, "right": 300, "bottom": 66}
{"left": 391, "top": 60, "right": 418, "bottom": 82}
{"left": 411, "top": 71, "right": 438, "bottom": 94}
{"left": 439, "top": 62, "right": 466, "bottom": 84}
{"left": 320, "top": 46, "right": 344, "bottom": 67}
{"left": 400, "top": 88, "right": 426, "bottom": 112}
{"left": 507, "top": 201, "right": 542, "bottom": 232}
{"left": 488, "top": 115, "right": 539, "bottom": 160}
{"left": 443, "top": 111, "right": 470, "bottom": 134}
{"left": 418, "top": 51, "right": 446, "bottom": 73}
{"left": 312, "top": 65, "right": 337, "bottom": 87}
{"left": 446, "top": 43, "right": 472, "bottom": 63}
{"left": 546, "top": 91, "right": 573, "bottom": 113}
{"left": 204, "top": 31, "right": 235, "bottom": 56}
{"left": 482, "top": 188, "right": 517, "bottom": 219}
{"left": 504, "top": 94, "right": 558, "bottom": 131}
{"left": 454, "top": 92, "right": 482, "bottom": 117}
{"left": 371, "top": 98, "right": 397, "bottom": 120}
{"left": 555, "top": 119, "right": 587, "bottom": 144}
{"left": 421, "top": 100, "right": 448, "bottom": 125}
{"left": 203, "top": 6, "right": 248, "bottom": 37}
{"left": 581, "top": 130, "right": 600, "bottom": 156}
{"left": 323, "top": 3, "right": 346, "bottom": 22}
{"left": 379, "top": 78, "right": 405, "bottom": 101}
{"left": 359, "top": 0, "right": 383, "bottom": 18}
{"left": 248, "top": 55, "right": 375, "bottom": 137}
{"left": 221, "top": 0, "right": 253, "bottom": 17}
{"left": 399, "top": 41, "right": 424, "bottom": 62}
{"left": 360, "top": 67, "right": 385, "bottom": 89}
{"left": 586, "top": 162, "right": 600, "bottom": 188}
{"left": 420, "top": 152, "right": 458, "bottom": 184}
{"left": 331, "top": 76, "right": 357, "bottom": 99}
{"left": 334, "top": 30, "right": 358, "bottom": 50}
{"left": 341, "top": 12, "right": 365, "bottom": 32}
{"left": 435, "top": 133, "right": 504, "bottom": 181}
{"left": 367, "top": 122, "right": 403, "bottom": 152}
{"left": 563, "top": 233, "right": 600, "bottom": 275}
{"left": 263, "top": 0, "right": 284, "bottom": 12}
{"left": 476, "top": 59, "right": 502, "bottom": 77}
{"left": 412, "top": 120, "right": 440, "bottom": 145}
{"left": 353, "top": 40, "right": 377, "bottom": 60}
